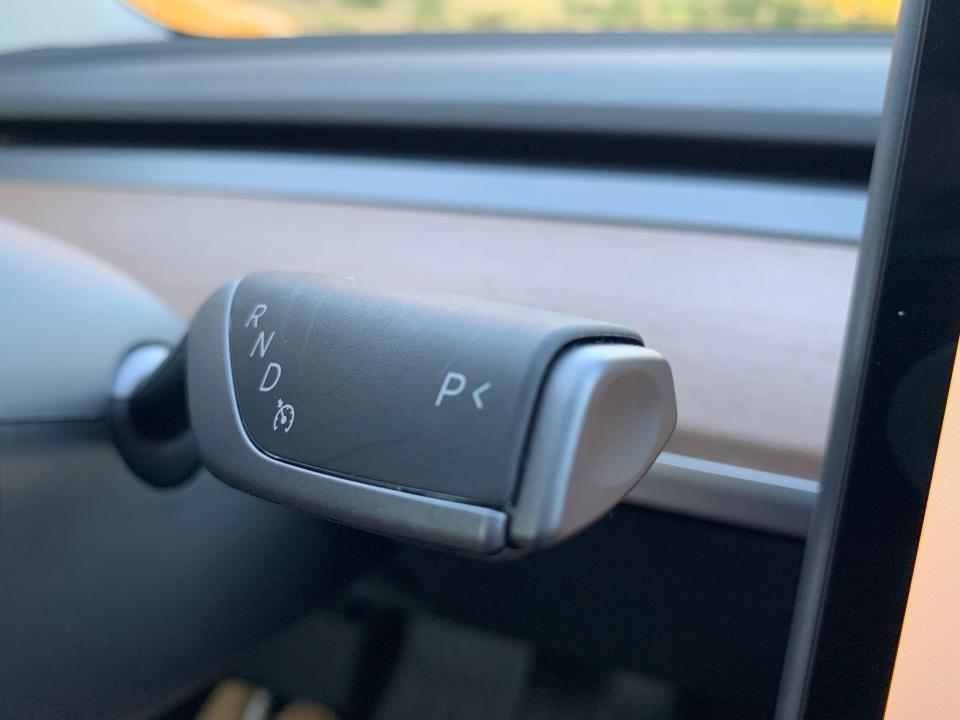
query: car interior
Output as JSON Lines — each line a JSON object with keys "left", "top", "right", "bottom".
{"left": 0, "top": 1, "right": 931, "bottom": 719}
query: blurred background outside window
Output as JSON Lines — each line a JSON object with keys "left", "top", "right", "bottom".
{"left": 3, "top": 0, "right": 900, "bottom": 55}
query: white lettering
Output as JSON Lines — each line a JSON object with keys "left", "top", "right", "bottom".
{"left": 435, "top": 372, "right": 466, "bottom": 407}
{"left": 472, "top": 382, "right": 492, "bottom": 410}
{"left": 245, "top": 304, "right": 268, "bottom": 328}
{"left": 250, "top": 330, "right": 275, "bottom": 358}
{"left": 259, "top": 362, "right": 282, "bottom": 392}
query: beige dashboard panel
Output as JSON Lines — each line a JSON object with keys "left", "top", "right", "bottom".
{"left": 0, "top": 181, "right": 857, "bottom": 480}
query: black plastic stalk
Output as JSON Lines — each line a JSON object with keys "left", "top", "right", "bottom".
{"left": 112, "top": 337, "right": 199, "bottom": 487}
{"left": 127, "top": 338, "right": 192, "bottom": 442}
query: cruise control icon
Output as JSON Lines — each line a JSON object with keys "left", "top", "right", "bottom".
{"left": 273, "top": 399, "right": 295, "bottom": 433}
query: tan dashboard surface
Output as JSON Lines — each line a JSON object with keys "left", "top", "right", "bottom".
{"left": 0, "top": 181, "right": 857, "bottom": 479}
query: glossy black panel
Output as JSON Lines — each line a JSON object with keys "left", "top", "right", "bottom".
{"left": 779, "top": 1, "right": 960, "bottom": 717}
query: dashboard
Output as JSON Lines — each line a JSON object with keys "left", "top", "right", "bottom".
{"left": 0, "top": 140, "right": 857, "bottom": 536}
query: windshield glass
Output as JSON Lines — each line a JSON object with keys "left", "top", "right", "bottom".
{"left": 2, "top": 0, "right": 899, "bottom": 56}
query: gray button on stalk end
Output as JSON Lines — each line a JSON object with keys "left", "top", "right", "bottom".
{"left": 510, "top": 343, "right": 676, "bottom": 550}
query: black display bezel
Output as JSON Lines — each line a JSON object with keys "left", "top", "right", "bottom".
{"left": 777, "top": 0, "right": 960, "bottom": 717}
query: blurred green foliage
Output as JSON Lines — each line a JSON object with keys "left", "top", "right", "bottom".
{"left": 257, "top": 0, "right": 898, "bottom": 33}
